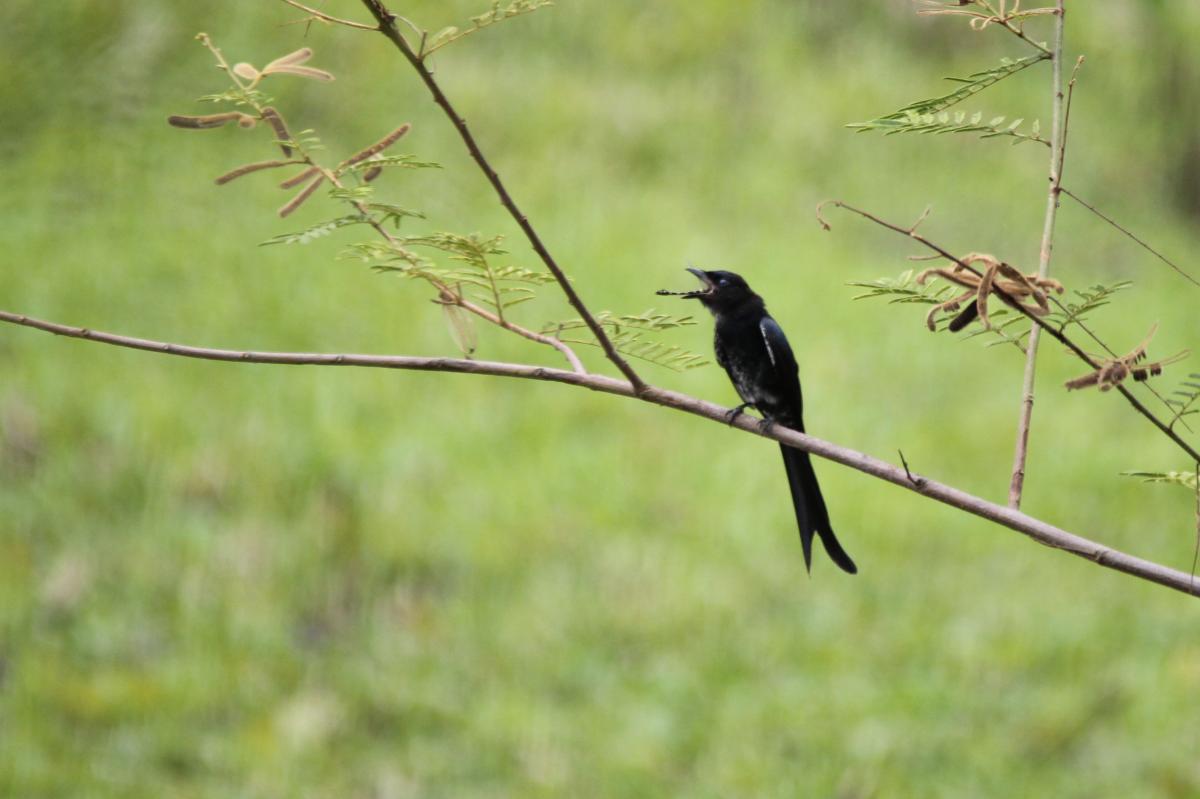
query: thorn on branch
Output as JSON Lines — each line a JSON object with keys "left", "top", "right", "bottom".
{"left": 909, "top": 206, "right": 933, "bottom": 234}
{"left": 899, "top": 449, "right": 926, "bottom": 488}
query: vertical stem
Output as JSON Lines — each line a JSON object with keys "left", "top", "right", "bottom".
{"left": 1007, "top": 0, "right": 1066, "bottom": 509}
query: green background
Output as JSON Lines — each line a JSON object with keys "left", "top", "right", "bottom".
{"left": 3, "top": 1, "right": 1200, "bottom": 796}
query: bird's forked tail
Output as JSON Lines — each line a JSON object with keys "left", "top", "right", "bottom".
{"left": 779, "top": 444, "right": 857, "bottom": 574}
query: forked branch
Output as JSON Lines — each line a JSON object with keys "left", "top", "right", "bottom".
{"left": 355, "top": 0, "right": 648, "bottom": 393}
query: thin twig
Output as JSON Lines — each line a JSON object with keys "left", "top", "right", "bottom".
{"left": 1193, "top": 462, "right": 1199, "bottom": 592}
{"left": 1008, "top": 0, "right": 1067, "bottom": 510}
{"left": 2, "top": 307, "right": 1197, "bottom": 598}
{"left": 1061, "top": 187, "right": 1200, "bottom": 290}
{"left": 919, "top": 0, "right": 1052, "bottom": 54}
{"left": 278, "top": 0, "right": 379, "bottom": 31}
{"left": 983, "top": 0, "right": 1055, "bottom": 54}
{"left": 817, "top": 199, "right": 1200, "bottom": 466}
{"left": 355, "top": 0, "right": 648, "bottom": 394}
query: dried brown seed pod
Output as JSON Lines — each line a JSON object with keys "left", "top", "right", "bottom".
{"left": 167, "top": 112, "right": 243, "bottom": 129}
{"left": 278, "top": 174, "right": 326, "bottom": 218}
{"left": 215, "top": 160, "right": 298, "bottom": 186}
{"left": 260, "top": 107, "right": 293, "bottom": 157}
{"left": 340, "top": 124, "right": 412, "bottom": 169}
{"left": 279, "top": 166, "right": 321, "bottom": 190}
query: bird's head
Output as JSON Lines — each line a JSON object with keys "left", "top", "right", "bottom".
{"left": 657, "top": 267, "right": 760, "bottom": 315}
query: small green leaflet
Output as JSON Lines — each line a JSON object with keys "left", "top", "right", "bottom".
{"left": 260, "top": 215, "right": 366, "bottom": 245}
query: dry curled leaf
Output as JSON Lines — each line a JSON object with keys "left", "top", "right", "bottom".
{"left": 265, "top": 64, "right": 334, "bottom": 82}
{"left": 264, "top": 48, "right": 314, "bottom": 71}
{"left": 233, "top": 62, "right": 260, "bottom": 81}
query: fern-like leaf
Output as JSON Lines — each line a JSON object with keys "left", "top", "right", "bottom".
{"left": 342, "top": 154, "right": 442, "bottom": 174}
{"left": 260, "top": 215, "right": 367, "bottom": 245}
{"left": 1047, "top": 281, "right": 1134, "bottom": 332}
{"left": 365, "top": 203, "right": 426, "bottom": 229}
{"left": 848, "top": 269, "right": 953, "bottom": 305}
{"left": 425, "top": 1, "right": 554, "bottom": 56}
{"left": 849, "top": 270, "right": 1029, "bottom": 351}
{"left": 1165, "top": 373, "right": 1200, "bottom": 430}
{"left": 355, "top": 234, "right": 554, "bottom": 312}
{"left": 850, "top": 53, "right": 1049, "bottom": 138}
{"left": 958, "top": 308, "right": 1030, "bottom": 352}
{"left": 1122, "top": 470, "right": 1199, "bottom": 491}
{"left": 544, "top": 310, "right": 708, "bottom": 371}
{"left": 198, "top": 87, "right": 270, "bottom": 108}
{"left": 849, "top": 110, "right": 1047, "bottom": 146}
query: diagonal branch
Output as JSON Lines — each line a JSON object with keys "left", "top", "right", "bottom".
{"left": 355, "top": 0, "right": 648, "bottom": 394}
{"left": 1061, "top": 187, "right": 1200, "bottom": 290}
{"left": 2, "top": 306, "right": 1197, "bottom": 598}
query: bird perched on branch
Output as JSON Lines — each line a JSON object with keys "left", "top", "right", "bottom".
{"left": 658, "top": 268, "right": 857, "bottom": 574}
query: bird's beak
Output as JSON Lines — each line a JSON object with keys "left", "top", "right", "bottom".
{"left": 656, "top": 267, "right": 714, "bottom": 299}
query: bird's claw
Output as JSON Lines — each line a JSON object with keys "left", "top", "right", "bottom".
{"left": 757, "top": 417, "right": 776, "bottom": 435}
{"left": 725, "top": 403, "right": 753, "bottom": 426}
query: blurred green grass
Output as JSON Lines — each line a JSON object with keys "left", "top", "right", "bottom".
{"left": 3, "top": 1, "right": 1200, "bottom": 796}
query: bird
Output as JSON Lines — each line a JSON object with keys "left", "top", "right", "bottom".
{"left": 657, "top": 267, "right": 857, "bottom": 574}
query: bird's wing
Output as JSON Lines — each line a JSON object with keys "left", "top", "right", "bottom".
{"left": 759, "top": 316, "right": 798, "bottom": 374}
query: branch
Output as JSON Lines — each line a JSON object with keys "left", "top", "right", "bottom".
{"left": 3, "top": 307, "right": 1197, "bottom": 598}
{"left": 278, "top": 0, "right": 379, "bottom": 31}
{"left": 1009, "top": 2, "right": 1070, "bottom": 510}
{"left": 817, "top": 199, "right": 1200, "bottom": 467}
{"left": 1061, "top": 187, "right": 1200, "bottom": 290}
{"left": 354, "top": 0, "right": 648, "bottom": 394}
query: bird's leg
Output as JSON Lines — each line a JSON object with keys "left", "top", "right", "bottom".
{"left": 725, "top": 402, "right": 754, "bottom": 426}
{"left": 757, "top": 417, "right": 776, "bottom": 435}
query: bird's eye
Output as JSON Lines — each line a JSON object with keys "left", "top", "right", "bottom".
{"left": 718, "top": 278, "right": 729, "bottom": 287}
